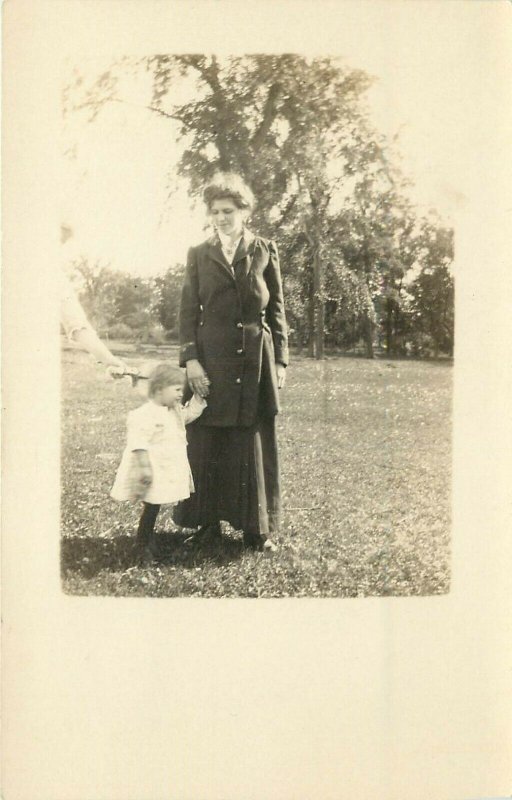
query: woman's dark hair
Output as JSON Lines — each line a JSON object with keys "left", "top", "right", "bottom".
{"left": 147, "top": 363, "right": 185, "bottom": 397}
{"left": 203, "top": 172, "right": 255, "bottom": 213}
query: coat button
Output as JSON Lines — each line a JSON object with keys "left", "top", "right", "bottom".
{"left": 237, "top": 322, "right": 243, "bottom": 328}
{"left": 237, "top": 348, "right": 243, "bottom": 354}
{"left": 199, "top": 321, "right": 204, "bottom": 326}
{"left": 235, "top": 378, "right": 241, "bottom": 384}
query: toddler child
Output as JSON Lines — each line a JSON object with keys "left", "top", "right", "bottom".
{"left": 110, "top": 363, "right": 206, "bottom": 562}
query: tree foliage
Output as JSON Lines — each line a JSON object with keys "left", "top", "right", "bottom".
{"left": 154, "top": 265, "right": 185, "bottom": 335}
{"left": 69, "top": 257, "right": 161, "bottom": 340}
{"left": 64, "top": 55, "right": 455, "bottom": 358}
{"left": 408, "top": 223, "right": 455, "bottom": 356}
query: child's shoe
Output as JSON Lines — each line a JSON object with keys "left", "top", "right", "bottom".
{"left": 137, "top": 534, "right": 162, "bottom": 565}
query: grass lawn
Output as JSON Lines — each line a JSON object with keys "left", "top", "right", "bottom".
{"left": 61, "top": 346, "right": 452, "bottom": 597}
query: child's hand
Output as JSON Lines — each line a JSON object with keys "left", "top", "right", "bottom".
{"left": 192, "top": 392, "right": 208, "bottom": 405}
{"left": 132, "top": 450, "right": 152, "bottom": 497}
{"left": 138, "top": 465, "right": 153, "bottom": 489}
{"left": 134, "top": 466, "right": 153, "bottom": 498}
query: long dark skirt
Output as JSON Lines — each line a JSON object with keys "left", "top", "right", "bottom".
{"left": 173, "top": 415, "right": 281, "bottom": 538}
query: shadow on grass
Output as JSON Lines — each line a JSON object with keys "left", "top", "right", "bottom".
{"left": 61, "top": 530, "right": 246, "bottom": 579}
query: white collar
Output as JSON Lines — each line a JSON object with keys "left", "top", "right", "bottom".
{"left": 218, "top": 230, "right": 243, "bottom": 251}
{"left": 147, "top": 400, "right": 170, "bottom": 415}
{"left": 218, "top": 228, "right": 255, "bottom": 249}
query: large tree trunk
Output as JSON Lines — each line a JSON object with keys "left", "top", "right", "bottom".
{"left": 313, "top": 248, "right": 324, "bottom": 360}
{"left": 362, "top": 277, "right": 375, "bottom": 358}
{"left": 393, "top": 304, "right": 401, "bottom": 354}
{"left": 307, "top": 290, "right": 315, "bottom": 358}
{"left": 295, "top": 318, "right": 304, "bottom": 354}
{"left": 385, "top": 301, "right": 393, "bottom": 355}
{"left": 363, "top": 314, "right": 374, "bottom": 358}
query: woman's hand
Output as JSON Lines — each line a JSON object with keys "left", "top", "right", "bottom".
{"left": 276, "top": 362, "right": 286, "bottom": 389}
{"left": 186, "top": 359, "right": 210, "bottom": 398}
{"left": 106, "top": 361, "right": 130, "bottom": 379}
{"left": 108, "top": 355, "right": 128, "bottom": 370}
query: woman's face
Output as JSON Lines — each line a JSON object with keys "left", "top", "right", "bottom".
{"left": 209, "top": 198, "right": 247, "bottom": 238}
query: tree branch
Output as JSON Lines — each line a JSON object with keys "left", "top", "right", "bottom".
{"left": 172, "top": 56, "right": 231, "bottom": 169}
{"left": 250, "top": 83, "right": 282, "bottom": 150}
{"left": 178, "top": 55, "right": 223, "bottom": 96}
{"left": 274, "top": 193, "right": 299, "bottom": 230}
{"left": 109, "top": 96, "right": 192, "bottom": 128}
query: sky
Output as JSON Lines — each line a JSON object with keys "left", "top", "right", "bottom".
{"left": 61, "top": 3, "right": 488, "bottom": 278}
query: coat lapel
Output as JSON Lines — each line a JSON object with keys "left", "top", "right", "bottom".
{"left": 207, "top": 230, "right": 257, "bottom": 281}
{"left": 232, "top": 229, "right": 257, "bottom": 278}
{"left": 206, "top": 235, "right": 235, "bottom": 281}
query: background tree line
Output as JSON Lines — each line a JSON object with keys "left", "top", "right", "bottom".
{"left": 65, "top": 54, "right": 454, "bottom": 358}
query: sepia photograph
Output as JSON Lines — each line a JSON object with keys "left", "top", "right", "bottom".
{"left": 3, "top": 2, "right": 511, "bottom": 799}
{"left": 61, "top": 52, "right": 453, "bottom": 598}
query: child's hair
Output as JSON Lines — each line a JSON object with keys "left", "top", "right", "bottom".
{"left": 147, "top": 363, "right": 185, "bottom": 397}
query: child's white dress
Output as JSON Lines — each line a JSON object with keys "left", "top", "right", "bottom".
{"left": 111, "top": 395, "right": 206, "bottom": 504}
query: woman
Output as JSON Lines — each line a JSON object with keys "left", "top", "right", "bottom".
{"left": 61, "top": 223, "right": 127, "bottom": 373}
{"left": 61, "top": 273, "right": 127, "bottom": 371}
{"left": 173, "top": 172, "right": 288, "bottom": 552}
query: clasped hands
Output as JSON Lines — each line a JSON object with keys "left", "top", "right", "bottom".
{"left": 186, "top": 359, "right": 210, "bottom": 398}
{"left": 186, "top": 358, "right": 286, "bottom": 395}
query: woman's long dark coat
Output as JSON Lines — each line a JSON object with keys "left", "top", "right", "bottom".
{"left": 179, "top": 232, "right": 289, "bottom": 427}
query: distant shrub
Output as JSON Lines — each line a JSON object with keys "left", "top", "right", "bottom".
{"left": 138, "top": 325, "right": 167, "bottom": 345}
{"left": 409, "top": 332, "right": 436, "bottom": 358}
{"left": 164, "top": 327, "right": 179, "bottom": 342}
{"left": 106, "top": 322, "right": 135, "bottom": 341}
